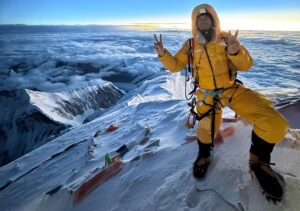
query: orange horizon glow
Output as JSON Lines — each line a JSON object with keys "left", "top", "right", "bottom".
{"left": 103, "top": 11, "right": 300, "bottom": 31}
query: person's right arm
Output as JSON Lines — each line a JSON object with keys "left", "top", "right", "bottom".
{"left": 154, "top": 34, "right": 189, "bottom": 73}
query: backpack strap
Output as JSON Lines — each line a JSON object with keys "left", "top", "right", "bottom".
{"left": 187, "top": 38, "right": 194, "bottom": 66}
{"left": 188, "top": 37, "right": 194, "bottom": 59}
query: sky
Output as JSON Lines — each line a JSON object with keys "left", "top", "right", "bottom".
{"left": 0, "top": 0, "right": 300, "bottom": 31}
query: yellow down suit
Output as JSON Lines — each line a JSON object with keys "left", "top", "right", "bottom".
{"left": 158, "top": 4, "right": 289, "bottom": 144}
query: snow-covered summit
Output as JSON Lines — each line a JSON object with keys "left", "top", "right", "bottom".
{"left": 0, "top": 72, "right": 299, "bottom": 211}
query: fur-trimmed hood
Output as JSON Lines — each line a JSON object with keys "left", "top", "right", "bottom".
{"left": 191, "top": 4, "right": 221, "bottom": 44}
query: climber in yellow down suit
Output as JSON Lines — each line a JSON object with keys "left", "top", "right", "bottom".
{"left": 154, "top": 4, "right": 289, "bottom": 201}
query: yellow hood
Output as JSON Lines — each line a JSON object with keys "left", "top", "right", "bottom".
{"left": 191, "top": 4, "right": 221, "bottom": 44}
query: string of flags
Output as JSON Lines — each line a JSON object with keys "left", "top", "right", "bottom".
{"left": 72, "top": 124, "right": 160, "bottom": 205}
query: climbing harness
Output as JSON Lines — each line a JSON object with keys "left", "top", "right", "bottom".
{"left": 185, "top": 87, "right": 233, "bottom": 144}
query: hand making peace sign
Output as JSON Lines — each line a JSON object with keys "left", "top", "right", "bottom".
{"left": 227, "top": 30, "right": 240, "bottom": 55}
{"left": 154, "top": 34, "right": 164, "bottom": 57}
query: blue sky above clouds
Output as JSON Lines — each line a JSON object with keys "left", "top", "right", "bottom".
{"left": 0, "top": 0, "right": 300, "bottom": 30}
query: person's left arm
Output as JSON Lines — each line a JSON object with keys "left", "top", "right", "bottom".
{"left": 222, "top": 30, "right": 253, "bottom": 71}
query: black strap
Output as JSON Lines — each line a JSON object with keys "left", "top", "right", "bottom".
{"left": 188, "top": 84, "right": 198, "bottom": 95}
{"left": 235, "top": 78, "right": 243, "bottom": 85}
{"left": 190, "top": 106, "right": 214, "bottom": 122}
{"left": 203, "top": 44, "right": 218, "bottom": 89}
{"left": 211, "top": 98, "right": 218, "bottom": 145}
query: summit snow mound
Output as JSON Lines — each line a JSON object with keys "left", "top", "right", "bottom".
{"left": 0, "top": 73, "right": 299, "bottom": 211}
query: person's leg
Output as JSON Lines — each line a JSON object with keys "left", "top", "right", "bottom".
{"left": 229, "top": 84, "right": 289, "bottom": 144}
{"left": 229, "top": 84, "right": 289, "bottom": 200}
{"left": 196, "top": 92, "right": 223, "bottom": 144}
{"left": 193, "top": 101, "right": 222, "bottom": 179}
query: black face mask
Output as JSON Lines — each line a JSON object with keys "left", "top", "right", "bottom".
{"left": 199, "top": 27, "right": 214, "bottom": 42}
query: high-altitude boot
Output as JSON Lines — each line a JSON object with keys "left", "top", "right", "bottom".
{"left": 249, "top": 131, "right": 284, "bottom": 202}
{"left": 193, "top": 140, "right": 213, "bottom": 179}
